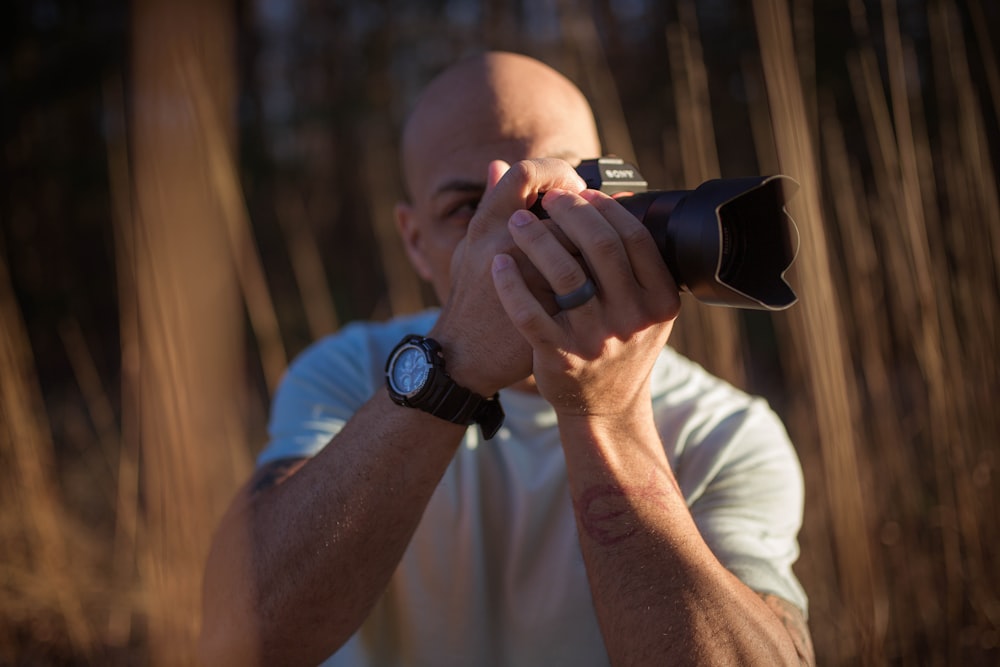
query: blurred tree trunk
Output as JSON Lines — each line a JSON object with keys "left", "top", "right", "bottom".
{"left": 127, "top": 0, "right": 251, "bottom": 663}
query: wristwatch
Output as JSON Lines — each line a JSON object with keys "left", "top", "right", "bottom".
{"left": 385, "top": 334, "right": 505, "bottom": 440}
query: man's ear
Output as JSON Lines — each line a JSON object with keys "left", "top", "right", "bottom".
{"left": 394, "top": 201, "right": 434, "bottom": 282}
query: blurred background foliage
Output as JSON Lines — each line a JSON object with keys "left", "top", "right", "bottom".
{"left": 1, "top": 0, "right": 998, "bottom": 664}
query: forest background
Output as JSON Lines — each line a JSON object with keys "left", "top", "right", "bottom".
{"left": 1, "top": 0, "right": 998, "bottom": 664}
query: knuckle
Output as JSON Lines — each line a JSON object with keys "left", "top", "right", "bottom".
{"left": 591, "top": 193, "right": 633, "bottom": 223}
{"left": 507, "top": 160, "right": 537, "bottom": 188}
{"left": 589, "top": 230, "right": 622, "bottom": 257}
{"left": 589, "top": 194, "right": 619, "bottom": 215}
{"left": 620, "top": 222, "right": 653, "bottom": 248}
{"left": 508, "top": 303, "right": 545, "bottom": 333}
{"left": 513, "top": 218, "right": 548, "bottom": 244}
{"left": 543, "top": 189, "right": 577, "bottom": 215}
{"left": 656, "top": 293, "right": 682, "bottom": 321}
{"left": 550, "top": 259, "right": 584, "bottom": 290}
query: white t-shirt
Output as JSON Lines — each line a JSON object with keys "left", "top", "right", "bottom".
{"left": 260, "top": 309, "right": 807, "bottom": 667}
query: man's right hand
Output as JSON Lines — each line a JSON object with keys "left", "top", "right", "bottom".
{"left": 429, "top": 157, "right": 588, "bottom": 396}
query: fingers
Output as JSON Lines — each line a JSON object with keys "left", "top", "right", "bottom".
{"left": 557, "top": 189, "right": 680, "bottom": 320}
{"left": 576, "top": 190, "right": 679, "bottom": 311}
{"left": 509, "top": 210, "right": 592, "bottom": 300}
{"left": 491, "top": 253, "right": 563, "bottom": 349}
{"left": 504, "top": 188, "right": 681, "bottom": 325}
{"left": 541, "top": 189, "right": 634, "bottom": 301}
{"left": 476, "top": 159, "right": 679, "bottom": 347}
{"left": 490, "top": 159, "right": 577, "bottom": 256}
{"left": 469, "top": 158, "right": 587, "bottom": 241}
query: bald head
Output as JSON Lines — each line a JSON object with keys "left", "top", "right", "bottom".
{"left": 393, "top": 52, "right": 602, "bottom": 302}
{"left": 400, "top": 52, "right": 601, "bottom": 199}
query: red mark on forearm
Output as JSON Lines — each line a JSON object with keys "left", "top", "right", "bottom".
{"left": 576, "top": 474, "right": 678, "bottom": 546}
{"left": 577, "top": 484, "right": 638, "bottom": 546}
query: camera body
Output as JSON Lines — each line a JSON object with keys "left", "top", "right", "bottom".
{"left": 573, "top": 157, "right": 799, "bottom": 311}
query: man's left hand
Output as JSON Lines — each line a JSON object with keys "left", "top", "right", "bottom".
{"left": 491, "top": 187, "right": 681, "bottom": 419}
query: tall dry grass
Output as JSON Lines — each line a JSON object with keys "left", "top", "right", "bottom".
{"left": 0, "top": 249, "right": 94, "bottom": 662}
{"left": 0, "top": 0, "right": 997, "bottom": 664}
{"left": 753, "top": 1, "right": 882, "bottom": 661}
{"left": 117, "top": 0, "right": 255, "bottom": 662}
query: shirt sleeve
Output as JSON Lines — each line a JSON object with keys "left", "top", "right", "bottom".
{"left": 679, "top": 396, "right": 809, "bottom": 614}
{"left": 256, "top": 310, "right": 439, "bottom": 468}
{"left": 257, "top": 325, "right": 378, "bottom": 467}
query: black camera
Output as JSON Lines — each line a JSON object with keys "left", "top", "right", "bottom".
{"left": 541, "top": 157, "right": 800, "bottom": 311}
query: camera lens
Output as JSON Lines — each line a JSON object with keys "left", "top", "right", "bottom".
{"left": 719, "top": 214, "right": 748, "bottom": 284}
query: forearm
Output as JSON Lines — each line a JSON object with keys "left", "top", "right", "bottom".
{"left": 199, "top": 391, "right": 466, "bottom": 667}
{"left": 560, "top": 410, "right": 809, "bottom": 666}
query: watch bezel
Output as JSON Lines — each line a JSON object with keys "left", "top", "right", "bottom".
{"left": 386, "top": 339, "right": 435, "bottom": 403}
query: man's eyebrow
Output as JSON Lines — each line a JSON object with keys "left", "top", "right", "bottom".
{"left": 432, "top": 180, "right": 485, "bottom": 200}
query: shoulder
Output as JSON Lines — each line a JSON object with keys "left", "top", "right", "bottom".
{"left": 285, "top": 308, "right": 440, "bottom": 386}
{"left": 650, "top": 346, "right": 764, "bottom": 410}
{"left": 651, "top": 347, "right": 800, "bottom": 506}
{"left": 260, "top": 309, "right": 439, "bottom": 466}
{"left": 652, "top": 349, "right": 808, "bottom": 612}
{"left": 649, "top": 347, "right": 791, "bottom": 463}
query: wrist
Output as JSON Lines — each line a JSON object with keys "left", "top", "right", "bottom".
{"left": 385, "top": 333, "right": 505, "bottom": 440}
{"left": 557, "top": 406, "right": 675, "bottom": 484}
{"left": 556, "top": 400, "right": 657, "bottom": 443}
{"left": 426, "top": 327, "right": 502, "bottom": 397}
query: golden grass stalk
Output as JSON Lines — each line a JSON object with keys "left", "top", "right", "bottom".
{"left": 274, "top": 188, "right": 340, "bottom": 338}
{"left": 925, "top": 0, "right": 1000, "bottom": 652}
{"left": 876, "top": 13, "right": 967, "bottom": 651}
{"left": 127, "top": 0, "right": 253, "bottom": 662}
{"left": 752, "top": 0, "right": 884, "bottom": 662}
{"left": 554, "top": 0, "right": 636, "bottom": 164}
{"left": 968, "top": 0, "right": 1000, "bottom": 129}
{"left": 837, "top": 1, "right": 1000, "bottom": 659}
{"left": 182, "top": 53, "right": 288, "bottom": 396}
{"left": 104, "top": 70, "right": 144, "bottom": 654}
{"left": 0, "top": 252, "right": 94, "bottom": 657}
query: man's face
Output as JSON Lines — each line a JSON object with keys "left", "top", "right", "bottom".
{"left": 395, "top": 56, "right": 601, "bottom": 303}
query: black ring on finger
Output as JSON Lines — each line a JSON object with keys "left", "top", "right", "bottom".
{"left": 555, "top": 278, "right": 598, "bottom": 310}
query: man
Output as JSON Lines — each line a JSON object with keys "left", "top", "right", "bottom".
{"left": 200, "top": 51, "right": 814, "bottom": 666}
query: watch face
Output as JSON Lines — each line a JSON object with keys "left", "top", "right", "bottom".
{"left": 389, "top": 345, "right": 431, "bottom": 397}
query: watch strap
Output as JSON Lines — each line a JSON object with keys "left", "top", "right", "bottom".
{"left": 425, "top": 381, "right": 504, "bottom": 440}
{"left": 386, "top": 335, "right": 505, "bottom": 440}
